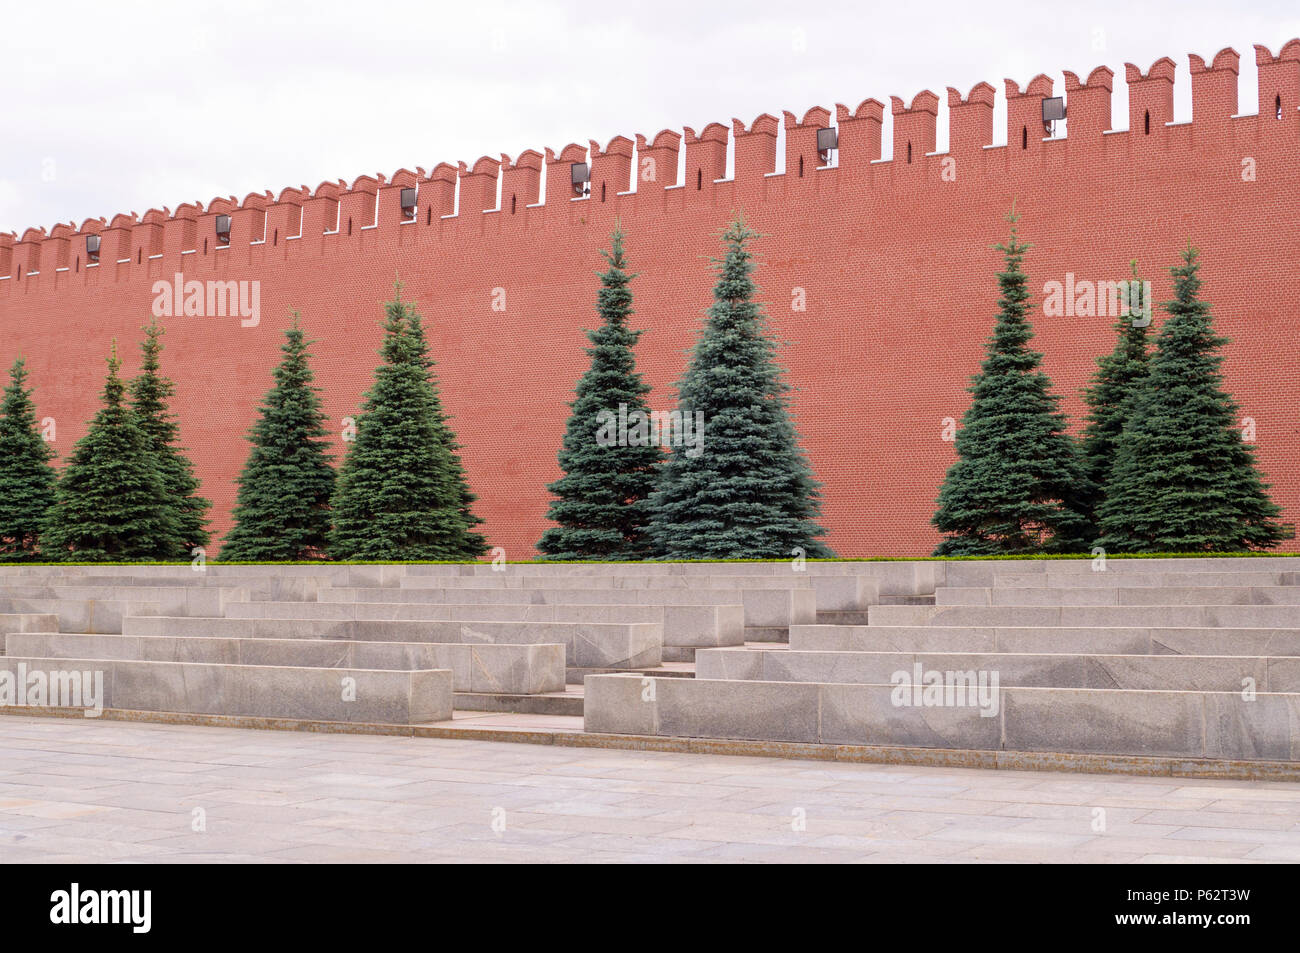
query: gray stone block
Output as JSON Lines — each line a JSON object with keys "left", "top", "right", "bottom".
{"left": 701, "top": 647, "right": 1278, "bottom": 693}
{"left": 741, "top": 589, "right": 816, "bottom": 628}
{"left": 1202, "top": 692, "right": 1299, "bottom": 761}
{"left": 995, "top": 570, "right": 1295, "bottom": 589}
{"left": 1082, "top": 654, "right": 1268, "bottom": 692}
{"left": 0, "top": 612, "right": 60, "bottom": 634}
{"left": 791, "top": 623, "right": 1300, "bottom": 658}
{"left": 8, "top": 631, "right": 563, "bottom": 696}
{"left": 122, "top": 615, "right": 659, "bottom": 671}
{"left": 655, "top": 677, "right": 820, "bottom": 743}
{"left": 789, "top": 624, "right": 1001, "bottom": 653}
{"left": 584, "top": 673, "right": 1300, "bottom": 760}
{"left": 224, "top": 600, "right": 662, "bottom": 625}
{"left": 582, "top": 673, "right": 656, "bottom": 735}
{"left": 0, "top": 655, "right": 451, "bottom": 724}
{"left": 810, "top": 575, "right": 880, "bottom": 612}
{"left": 7, "top": 631, "right": 236, "bottom": 664}
{"left": 0, "top": 585, "right": 247, "bottom": 618}
{"left": 819, "top": 682, "right": 1003, "bottom": 749}
{"left": 320, "top": 584, "right": 799, "bottom": 629}
{"left": 1002, "top": 687, "right": 1205, "bottom": 758}
{"left": 937, "top": 585, "right": 1300, "bottom": 607}
{"left": 869, "top": 603, "right": 1300, "bottom": 628}
{"left": 661, "top": 604, "right": 745, "bottom": 648}
{"left": 1266, "top": 658, "right": 1300, "bottom": 693}
{"left": 0, "top": 597, "right": 161, "bottom": 634}
{"left": 694, "top": 648, "right": 764, "bottom": 680}
{"left": 462, "top": 643, "right": 565, "bottom": 695}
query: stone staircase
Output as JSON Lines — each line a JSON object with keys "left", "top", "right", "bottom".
{"left": 8, "top": 558, "right": 1297, "bottom": 769}
{"left": 0, "top": 561, "right": 842, "bottom": 724}
{"left": 585, "top": 558, "right": 1300, "bottom": 766}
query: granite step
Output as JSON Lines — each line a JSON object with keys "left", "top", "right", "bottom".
{"left": 121, "top": 615, "right": 662, "bottom": 673}
{"left": 696, "top": 646, "right": 1299, "bottom": 692}
{"left": 583, "top": 672, "right": 1300, "bottom": 761}
{"left": 0, "top": 655, "right": 452, "bottom": 725}
{"left": 4, "top": 631, "right": 565, "bottom": 696}
{"left": 788, "top": 624, "right": 1300, "bottom": 656}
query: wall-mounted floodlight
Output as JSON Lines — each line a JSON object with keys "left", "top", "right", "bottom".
{"left": 571, "top": 162, "right": 590, "bottom": 197}
{"left": 816, "top": 127, "right": 838, "bottom": 164}
{"left": 400, "top": 187, "right": 418, "bottom": 221}
{"left": 1042, "top": 96, "right": 1066, "bottom": 134}
{"left": 215, "top": 214, "right": 232, "bottom": 245}
{"left": 85, "top": 234, "right": 101, "bottom": 264}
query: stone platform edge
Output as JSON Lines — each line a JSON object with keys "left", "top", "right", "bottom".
{"left": 3, "top": 704, "right": 1298, "bottom": 783}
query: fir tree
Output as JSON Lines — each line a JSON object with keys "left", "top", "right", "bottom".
{"left": 538, "top": 226, "right": 662, "bottom": 560}
{"left": 42, "top": 343, "right": 171, "bottom": 561}
{"left": 0, "top": 357, "right": 58, "bottom": 561}
{"left": 402, "top": 292, "right": 487, "bottom": 559}
{"left": 129, "top": 318, "right": 211, "bottom": 558}
{"left": 1078, "top": 261, "right": 1152, "bottom": 536}
{"left": 1098, "top": 245, "right": 1284, "bottom": 552}
{"left": 647, "top": 215, "right": 831, "bottom": 559}
{"left": 221, "top": 315, "right": 337, "bottom": 561}
{"left": 330, "top": 290, "right": 486, "bottom": 560}
{"left": 931, "top": 212, "right": 1091, "bottom": 555}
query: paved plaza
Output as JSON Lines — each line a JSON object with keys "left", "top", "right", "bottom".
{"left": 0, "top": 715, "right": 1298, "bottom": 863}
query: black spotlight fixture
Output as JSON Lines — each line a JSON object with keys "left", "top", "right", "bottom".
{"left": 816, "top": 127, "right": 838, "bottom": 164}
{"left": 571, "top": 162, "right": 590, "bottom": 197}
{"left": 215, "top": 214, "right": 232, "bottom": 246}
{"left": 400, "top": 187, "right": 418, "bottom": 221}
{"left": 85, "top": 234, "right": 101, "bottom": 264}
{"left": 1042, "top": 96, "right": 1066, "bottom": 135}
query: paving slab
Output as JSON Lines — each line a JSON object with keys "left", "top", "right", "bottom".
{"left": 0, "top": 715, "right": 1295, "bottom": 863}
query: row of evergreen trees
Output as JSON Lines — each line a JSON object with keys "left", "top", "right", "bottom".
{"left": 0, "top": 323, "right": 212, "bottom": 562}
{"left": 538, "top": 218, "right": 831, "bottom": 561}
{"left": 0, "top": 215, "right": 832, "bottom": 563}
{"left": 223, "top": 294, "right": 487, "bottom": 562}
{"left": 0, "top": 209, "right": 1284, "bottom": 562}
{"left": 931, "top": 211, "right": 1283, "bottom": 555}
{"left": 0, "top": 295, "right": 487, "bottom": 562}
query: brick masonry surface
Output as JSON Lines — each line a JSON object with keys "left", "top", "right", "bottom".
{"left": 3, "top": 43, "right": 1299, "bottom": 557}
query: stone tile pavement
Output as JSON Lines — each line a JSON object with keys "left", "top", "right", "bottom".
{"left": 0, "top": 715, "right": 1298, "bottom": 863}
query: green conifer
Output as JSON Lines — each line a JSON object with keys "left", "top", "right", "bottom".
{"left": 221, "top": 315, "right": 337, "bottom": 561}
{"left": 932, "top": 212, "right": 1091, "bottom": 555}
{"left": 648, "top": 215, "right": 831, "bottom": 559}
{"left": 43, "top": 344, "right": 171, "bottom": 561}
{"left": 330, "top": 291, "right": 486, "bottom": 560}
{"left": 129, "top": 318, "right": 211, "bottom": 558}
{"left": 1098, "top": 246, "right": 1284, "bottom": 552}
{"left": 1078, "top": 262, "right": 1152, "bottom": 537}
{"left": 402, "top": 293, "right": 487, "bottom": 560}
{"left": 538, "top": 227, "right": 662, "bottom": 559}
{"left": 0, "top": 358, "right": 58, "bottom": 561}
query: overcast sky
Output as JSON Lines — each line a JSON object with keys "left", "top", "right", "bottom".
{"left": 3, "top": 0, "right": 1299, "bottom": 234}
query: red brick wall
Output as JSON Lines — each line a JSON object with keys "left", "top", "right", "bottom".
{"left": 3, "top": 43, "right": 1299, "bottom": 558}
